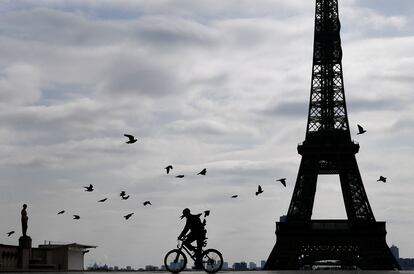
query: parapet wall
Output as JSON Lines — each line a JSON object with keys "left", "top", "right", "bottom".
{"left": 0, "top": 244, "right": 19, "bottom": 271}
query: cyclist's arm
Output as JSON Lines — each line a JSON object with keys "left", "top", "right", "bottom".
{"left": 178, "top": 221, "right": 190, "bottom": 239}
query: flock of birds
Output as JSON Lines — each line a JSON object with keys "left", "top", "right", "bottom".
{"left": 5, "top": 125, "right": 389, "bottom": 238}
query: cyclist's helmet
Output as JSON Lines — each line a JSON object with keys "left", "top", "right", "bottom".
{"left": 180, "top": 208, "right": 191, "bottom": 219}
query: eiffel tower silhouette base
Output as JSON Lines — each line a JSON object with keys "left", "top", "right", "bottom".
{"left": 265, "top": 220, "right": 400, "bottom": 270}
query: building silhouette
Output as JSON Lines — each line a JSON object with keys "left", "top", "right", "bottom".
{"left": 145, "top": 265, "right": 159, "bottom": 271}
{"left": 390, "top": 245, "right": 400, "bottom": 260}
{"left": 233, "top": 261, "right": 248, "bottom": 271}
{"left": 0, "top": 242, "right": 95, "bottom": 271}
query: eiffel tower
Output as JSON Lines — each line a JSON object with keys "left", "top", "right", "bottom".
{"left": 264, "top": 0, "right": 400, "bottom": 270}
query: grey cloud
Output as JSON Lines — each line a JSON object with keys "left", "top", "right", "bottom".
{"left": 385, "top": 118, "right": 414, "bottom": 148}
{"left": 0, "top": 99, "right": 127, "bottom": 143}
{"left": 347, "top": 98, "right": 405, "bottom": 113}
{"left": 189, "top": 73, "right": 229, "bottom": 88}
{"left": 352, "top": 0, "right": 414, "bottom": 23}
{"left": 212, "top": 16, "right": 312, "bottom": 49}
{"left": 0, "top": 8, "right": 218, "bottom": 48}
{"left": 165, "top": 119, "right": 262, "bottom": 148}
{"left": 0, "top": 63, "right": 42, "bottom": 105}
{"left": 263, "top": 100, "right": 308, "bottom": 118}
{"left": 168, "top": 119, "right": 228, "bottom": 136}
{"left": 132, "top": 16, "right": 218, "bottom": 49}
{"left": 2, "top": 0, "right": 314, "bottom": 20}
{"left": 0, "top": 8, "right": 124, "bottom": 46}
{"left": 0, "top": 138, "right": 129, "bottom": 170}
{"left": 341, "top": 5, "right": 410, "bottom": 38}
{"left": 99, "top": 54, "right": 182, "bottom": 98}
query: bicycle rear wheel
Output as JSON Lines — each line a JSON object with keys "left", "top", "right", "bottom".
{"left": 164, "top": 249, "right": 187, "bottom": 273}
{"left": 201, "top": 248, "right": 223, "bottom": 273}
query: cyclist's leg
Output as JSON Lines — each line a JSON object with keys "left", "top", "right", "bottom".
{"left": 183, "top": 233, "right": 196, "bottom": 251}
{"left": 194, "top": 235, "right": 204, "bottom": 268}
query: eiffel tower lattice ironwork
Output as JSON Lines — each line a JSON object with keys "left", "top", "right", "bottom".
{"left": 264, "top": 0, "right": 400, "bottom": 270}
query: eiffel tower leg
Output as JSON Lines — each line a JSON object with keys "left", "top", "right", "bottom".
{"left": 264, "top": 225, "right": 300, "bottom": 269}
{"left": 286, "top": 157, "right": 318, "bottom": 222}
{"left": 265, "top": 157, "right": 319, "bottom": 270}
{"left": 359, "top": 236, "right": 401, "bottom": 269}
{"left": 337, "top": 156, "right": 399, "bottom": 269}
{"left": 339, "top": 155, "right": 375, "bottom": 222}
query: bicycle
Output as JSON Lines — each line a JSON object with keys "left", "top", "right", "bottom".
{"left": 164, "top": 237, "right": 223, "bottom": 273}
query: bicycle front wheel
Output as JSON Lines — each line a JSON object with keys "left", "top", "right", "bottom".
{"left": 164, "top": 249, "right": 187, "bottom": 273}
{"left": 201, "top": 248, "right": 223, "bottom": 273}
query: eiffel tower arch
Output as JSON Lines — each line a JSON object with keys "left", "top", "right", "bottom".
{"left": 264, "top": 0, "right": 400, "bottom": 270}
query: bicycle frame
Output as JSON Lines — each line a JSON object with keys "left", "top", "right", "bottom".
{"left": 176, "top": 239, "right": 198, "bottom": 263}
{"left": 165, "top": 238, "right": 223, "bottom": 273}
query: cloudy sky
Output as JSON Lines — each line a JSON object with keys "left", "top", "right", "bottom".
{"left": 1, "top": 0, "right": 414, "bottom": 269}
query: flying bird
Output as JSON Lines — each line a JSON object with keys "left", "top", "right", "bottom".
{"left": 73, "top": 215, "right": 80, "bottom": 220}
{"left": 197, "top": 168, "right": 207, "bottom": 175}
{"left": 256, "top": 185, "right": 263, "bottom": 196}
{"left": 277, "top": 178, "right": 287, "bottom": 187}
{"left": 7, "top": 231, "right": 15, "bottom": 237}
{"left": 124, "top": 213, "right": 134, "bottom": 220}
{"left": 121, "top": 195, "right": 130, "bottom": 200}
{"left": 176, "top": 175, "right": 185, "bottom": 178}
{"left": 165, "top": 165, "right": 173, "bottom": 174}
{"left": 120, "top": 191, "right": 126, "bottom": 197}
{"left": 357, "top": 124, "right": 367, "bottom": 135}
{"left": 143, "top": 201, "right": 152, "bottom": 206}
{"left": 57, "top": 210, "right": 65, "bottom": 215}
{"left": 377, "top": 176, "right": 387, "bottom": 183}
{"left": 98, "top": 198, "right": 108, "bottom": 202}
{"left": 204, "top": 210, "right": 210, "bottom": 217}
{"left": 231, "top": 195, "right": 238, "bottom": 198}
{"left": 84, "top": 184, "right": 93, "bottom": 192}
{"left": 124, "top": 134, "right": 137, "bottom": 144}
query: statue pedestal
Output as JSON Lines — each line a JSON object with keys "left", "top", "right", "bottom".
{"left": 18, "top": 236, "right": 32, "bottom": 269}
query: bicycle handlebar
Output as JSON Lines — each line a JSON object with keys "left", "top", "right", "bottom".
{"left": 176, "top": 237, "right": 186, "bottom": 248}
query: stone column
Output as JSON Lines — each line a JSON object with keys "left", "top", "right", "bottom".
{"left": 18, "top": 236, "right": 32, "bottom": 269}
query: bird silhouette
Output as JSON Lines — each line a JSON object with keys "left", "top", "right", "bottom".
{"left": 176, "top": 175, "right": 185, "bottom": 178}
{"left": 357, "top": 124, "right": 367, "bottom": 135}
{"left": 84, "top": 184, "right": 93, "bottom": 192}
{"left": 143, "top": 201, "right": 152, "bottom": 206}
{"left": 197, "top": 168, "right": 207, "bottom": 175}
{"left": 98, "top": 198, "right": 108, "bottom": 202}
{"left": 7, "top": 231, "right": 15, "bottom": 237}
{"left": 73, "top": 215, "right": 80, "bottom": 220}
{"left": 377, "top": 176, "right": 387, "bottom": 183}
{"left": 124, "top": 134, "right": 137, "bottom": 144}
{"left": 124, "top": 213, "right": 134, "bottom": 220}
{"left": 231, "top": 195, "right": 238, "bottom": 198}
{"left": 165, "top": 165, "right": 173, "bottom": 174}
{"left": 120, "top": 191, "right": 126, "bottom": 197}
{"left": 204, "top": 210, "right": 210, "bottom": 217}
{"left": 256, "top": 185, "right": 263, "bottom": 196}
{"left": 57, "top": 210, "right": 65, "bottom": 215}
{"left": 277, "top": 178, "right": 287, "bottom": 187}
{"left": 122, "top": 195, "right": 130, "bottom": 200}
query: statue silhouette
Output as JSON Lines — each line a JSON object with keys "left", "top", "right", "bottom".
{"left": 21, "top": 204, "right": 28, "bottom": 237}
{"left": 178, "top": 208, "right": 207, "bottom": 269}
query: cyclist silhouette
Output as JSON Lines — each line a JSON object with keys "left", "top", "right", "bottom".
{"left": 178, "top": 208, "right": 206, "bottom": 269}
